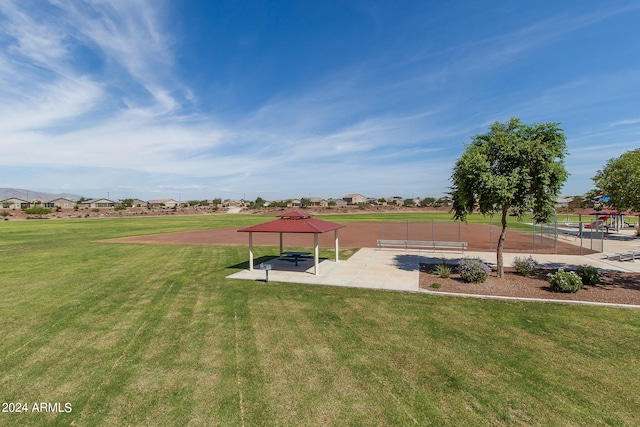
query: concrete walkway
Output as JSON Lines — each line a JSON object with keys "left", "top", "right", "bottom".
{"left": 227, "top": 243, "right": 640, "bottom": 304}
{"left": 229, "top": 241, "right": 640, "bottom": 284}
{"left": 227, "top": 248, "right": 419, "bottom": 291}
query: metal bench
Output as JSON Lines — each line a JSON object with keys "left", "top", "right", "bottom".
{"left": 604, "top": 250, "right": 640, "bottom": 261}
{"left": 377, "top": 239, "right": 467, "bottom": 253}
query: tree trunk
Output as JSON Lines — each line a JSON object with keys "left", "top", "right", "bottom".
{"left": 496, "top": 206, "right": 508, "bottom": 278}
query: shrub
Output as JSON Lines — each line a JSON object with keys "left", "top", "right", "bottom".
{"left": 430, "top": 283, "right": 442, "bottom": 289}
{"left": 431, "top": 263, "right": 452, "bottom": 278}
{"left": 548, "top": 269, "right": 582, "bottom": 293}
{"left": 457, "top": 257, "right": 491, "bottom": 283}
{"left": 513, "top": 256, "right": 538, "bottom": 277}
{"left": 575, "top": 265, "right": 600, "bottom": 286}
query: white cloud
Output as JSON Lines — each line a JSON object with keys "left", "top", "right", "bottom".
{"left": 0, "top": 76, "right": 103, "bottom": 133}
{"left": 0, "top": 1, "right": 638, "bottom": 200}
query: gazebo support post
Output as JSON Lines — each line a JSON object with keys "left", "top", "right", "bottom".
{"left": 314, "top": 233, "right": 319, "bottom": 275}
{"left": 334, "top": 229, "right": 339, "bottom": 262}
{"left": 279, "top": 232, "right": 283, "bottom": 256}
{"left": 249, "top": 232, "right": 254, "bottom": 271}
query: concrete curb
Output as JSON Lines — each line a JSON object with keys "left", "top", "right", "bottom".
{"left": 420, "top": 289, "right": 640, "bottom": 309}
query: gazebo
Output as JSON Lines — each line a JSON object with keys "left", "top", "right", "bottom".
{"left": 237, "top": 211, "right": 345, "bottom": 275}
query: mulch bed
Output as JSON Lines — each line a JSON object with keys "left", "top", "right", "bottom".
{"left": 420, "top": 264, "right": 640, "bottom": 306}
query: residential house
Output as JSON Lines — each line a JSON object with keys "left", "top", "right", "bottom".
{"left": 79, "top": 198, "right": 117, "bottom": 208}
{"left": 1, "top": 198, "right": 29, "bottom": 209}
{"left": 309, "top": 197, "right": 328, "bottom": 207}
{"left": 130, "top": 199, "right": 147, "bottom": 208}
{"left": 342, "top": 194, "right": 367, "bottom": 205}
{"left": 48, "top": 198, "right": 77, "bottom": 209}
{"left": 148, "top": 199, "right": 179, "bottom": 209}
{"left": 555, "top": 196, "right": 584, "bottom": 211}
{"left": 386, "top": 196, "right": 403, "bottom": 206}
{"left": 30, "top": 198, "right": 47, "bottom": 206}
{"left": 223, "top": 200, "right": 245, "bottom": 208}
{"left": 327, "top": 198, "right": 347, "bottom": 207}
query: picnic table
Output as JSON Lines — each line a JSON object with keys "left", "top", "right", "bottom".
{"left": 280, "top": 251, "right": 311, "bottom": 266}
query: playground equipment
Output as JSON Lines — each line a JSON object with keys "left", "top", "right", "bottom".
{"left": 584, "top": 215, "right": 610, "bottom": 229}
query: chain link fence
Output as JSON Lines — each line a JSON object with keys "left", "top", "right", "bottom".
{"left": 378, "top": 217, "right": 605, "bottom": 254}
{"left": 537, "top": 215, "right": 607, "bottom": 254}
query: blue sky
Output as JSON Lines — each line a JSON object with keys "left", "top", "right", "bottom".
{"left": 1, "top": 1, "right": 639, "bottom": 201}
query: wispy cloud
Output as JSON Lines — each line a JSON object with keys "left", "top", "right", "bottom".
{"left": 0, "top": 1, "right": 638, "bottom": 199}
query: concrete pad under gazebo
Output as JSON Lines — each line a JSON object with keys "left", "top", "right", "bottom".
{"left": 237, "top": 211, "right": 345, "bottom": 275}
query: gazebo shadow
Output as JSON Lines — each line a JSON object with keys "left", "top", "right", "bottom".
{"left": 229, "top": 255, "right": 330, "bottom": 273}
{"left": 229, "top": 256, "right": 278, "bottom": 270}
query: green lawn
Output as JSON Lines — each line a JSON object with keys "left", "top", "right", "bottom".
{"left": 1, "top": 215, "right": 639, "bottom": 426}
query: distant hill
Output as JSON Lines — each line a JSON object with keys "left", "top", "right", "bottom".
{"left": 0, "top": 188, "right": 82, "bottom": 202}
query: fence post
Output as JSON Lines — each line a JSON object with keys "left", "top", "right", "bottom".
{"left": 554, "top": 217, "right": 558, "bottom": 255}
{"left": 533, "top": 222, "right": 536, "bottom": 252}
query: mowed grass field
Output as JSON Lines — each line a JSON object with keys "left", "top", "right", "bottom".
{"left": 1, "top": 214, "right": 639, "bottom": 426}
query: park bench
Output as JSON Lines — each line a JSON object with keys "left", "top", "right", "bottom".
{"left": 604, "top": 250, "right": 640, "bottom": 262}
{"left": 377, "top": 239, "right": 467, "bottom": 253}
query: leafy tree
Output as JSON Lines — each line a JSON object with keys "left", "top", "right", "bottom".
{"left": 420, "top": 197, "right": 436, "bottom": 207}
{"left": 403, "top": 198, "right": 415, "bottom": 206}
{"left": 248, "top": 197, "right": 267, "bottom": 209}
{"left": 269, "top": 200, "right": 288, "bottom": 208}
{"left": 300, "top": 198, "right": 312, "bottom": 207}
{"left": 24, "top": 206, "right": 52, "bottom": 218}
{"left": 592, "top": 149, "right": 640, "bottom": 212}
{"left": 450, "top": 118, "right": 568, "bottom": 277}
{"left": 119, "top": 198, "right": 134, "bottom": 207}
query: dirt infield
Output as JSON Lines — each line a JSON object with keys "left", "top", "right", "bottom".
{"left": 106, "top": 222, "right": 591, "bottom": 255}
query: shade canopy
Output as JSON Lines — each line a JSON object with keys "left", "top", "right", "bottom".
{"left": 237, "top": 211, "right": 345, "bottom": 234}
{"left": 237, "top": 211, "right": 345, "bottom": 275}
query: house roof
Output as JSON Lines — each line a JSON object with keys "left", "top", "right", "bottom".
{"left": 49, "top": 197, "right": 76, "bottom": 202}
{"left": 81, "top": 198, "right": 115, "bottom": 203}
{"left": 238, "top": 211, "right": 345, "bottom": 234}
{"left": 148, "top": 199, "right": 178, "bottom": 203}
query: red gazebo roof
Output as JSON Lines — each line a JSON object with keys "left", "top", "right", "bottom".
{"left": 238, "top": 211, "right": 345, "bottom": 234}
